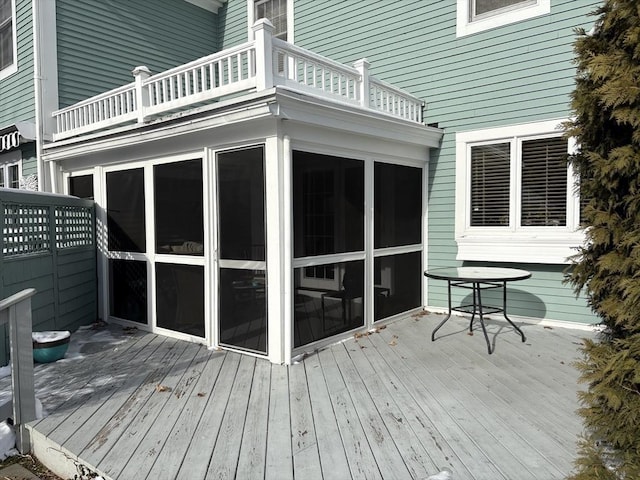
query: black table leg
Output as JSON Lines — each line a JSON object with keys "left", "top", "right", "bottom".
{"left": 468, "top": 283, "right": 477, "bottom": 333}
{"left": 503, "top": 280, "right": 526, "bottom": 342}
{"left": 431, "top": 280, "right": 452, "bottom": 341}
{"left": 475, "top": 282, "right": 493, "bottom": 354}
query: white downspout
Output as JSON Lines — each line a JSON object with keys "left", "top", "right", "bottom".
{"left": 32, "top": 0, "right": 58, "bottom": 193}
{"left": 32, "top": 0, "right": 44, "bottom": 191}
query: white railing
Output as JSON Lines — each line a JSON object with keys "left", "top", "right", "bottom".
{"left": 143, "top": 41, "right": 257, "bottom": 118}
{"left": 53, "top": 19, "right": 423, "bottom": 141}
{"left": 54, "top": 84, "right": 137, "bottom": 139}
{"left": 370, "top": 77, "right": 423, "bottom": 123}
{"left": 0, "top": 288, "right": 37, "bottom": 454}
{"left": 272, "top": 38, "right": 361, "bottom": 105}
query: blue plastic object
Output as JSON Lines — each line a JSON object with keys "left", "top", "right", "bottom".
{"left": 32, "top": 333, "right": 70, "bottom": 363}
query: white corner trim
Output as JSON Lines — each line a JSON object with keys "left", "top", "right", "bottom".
{"left": 457, "top": 0, "right": 551, "bottom": 37}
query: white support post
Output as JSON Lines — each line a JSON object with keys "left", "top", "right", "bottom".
{"left": 132, "top": 66, "right": 152, "bottom": 124}
{"left": 252, "top": 19, "right": 275, "bottom": 91}
{"left": 0, "top": 288, "right": 37, "bottom": 454}
{"left": 354, "top": 58, "right": 370, "bottom": 109}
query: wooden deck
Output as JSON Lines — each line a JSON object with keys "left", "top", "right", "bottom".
{"left": 3, "top": 312, "right": 595, "bottom": 479}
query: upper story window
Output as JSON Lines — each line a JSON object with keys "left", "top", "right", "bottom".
{"left": 457, "top": 0, "right": 550, "bottom": 37}
{"left": 0, "top": 0, "right": 16, "bottom": 78}
{"left": 455, "top": 120, "right": 583, "bottom": 264}
{"left": 249, "top": 0, "right": 292, "bottom": 42}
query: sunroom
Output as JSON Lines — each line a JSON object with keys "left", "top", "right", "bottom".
{"left": 42, "top": 20, "right": 443, "bottom": 364}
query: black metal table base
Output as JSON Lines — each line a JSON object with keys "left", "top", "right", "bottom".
{"left": 431, "top": 280, "right": 526, "bottom": 354}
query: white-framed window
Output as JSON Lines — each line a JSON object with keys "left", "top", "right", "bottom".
{"left": 0, "top": 150, "right": 21, "bottom": 189}
{"left": 455, "top": 120, "right": 583, "bottom": 264}
{"left": 457, "top": 0, "right": 550, "bottom": 37}
{"left": 0, "top": 0, "right": 17, "bottom": 79}
{"left": 248, "top": 0, "right": 293, "bottom": 42}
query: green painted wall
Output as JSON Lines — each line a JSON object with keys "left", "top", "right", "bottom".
{"left": 56, "top": 0, "right": 219, "bottom": 107}
{"left": 217, "top": 0, "right": 249, "bottom": 49}
{"left": 290, "top": 0, "right": 600, "bottom": 324}
{"left": 0, "top": 0, "right": 35, "bottom": 127}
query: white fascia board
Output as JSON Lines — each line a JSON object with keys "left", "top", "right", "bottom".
{"left": 42, "top": 94, "right": 279, "bottom": 163}
{"left": 272, "top": 87, "right": 443, "bottom": 148}
{"left": 184, "top": 0, "right": 227, "bottom": 13}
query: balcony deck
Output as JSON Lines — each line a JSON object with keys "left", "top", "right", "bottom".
{"left": 52, "top": 20, "right": 424, "bottom": 142}
{"left": 3, "top": 313, "right": 594, "bottom": 479}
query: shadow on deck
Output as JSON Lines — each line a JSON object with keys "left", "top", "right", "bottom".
{"left": 3, "top": 312, "right": 596, "bottom": 480}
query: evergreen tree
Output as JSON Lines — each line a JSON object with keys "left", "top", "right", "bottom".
{"left": 565, "top": 1, "right": 640, "bottom": 478}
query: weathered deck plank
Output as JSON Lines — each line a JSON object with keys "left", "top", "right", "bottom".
{"left": 118, "top": 344, "right": 214, "bottom": 479}
{"left": 204, "top": 354, "right": 256, "bottom": 479}
{"left": 289, "top": 362, "right": 323, "bottom": 479}
{"left": 98, "top": 340, "right": 197, "bottom": 479}
{"left": 143, "top": 349, "right": 227, "bottom": 480}
{"left": 304, "top": 352, "right": 351, "bottom": 478}
{"left": 8, "top": 313, "right": 595, "bottom": 480}
{"left": 236, "top": 358, "right": 271, "bottom": 480}
{"left": 175, "top": 352, "right": 241, "bottom": 479}
{"left": 318, "top": 347, "right": 383, "bottom": 480}
{"left": 264, "top": 362, "right": 293, "bottom": 480}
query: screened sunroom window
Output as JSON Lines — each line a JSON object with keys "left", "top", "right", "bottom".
{"left": 0, "top": 0, "right": 14, "bottom": 72}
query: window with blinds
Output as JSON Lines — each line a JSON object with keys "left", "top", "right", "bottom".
{"left": 470, "top": 143, "right": 510, "bottom": 226}
{"left": 521, "top": 137, "right": 568, "bottom": 226}
{"left": 255, "top": 0, "right": 287, "bottom": 41}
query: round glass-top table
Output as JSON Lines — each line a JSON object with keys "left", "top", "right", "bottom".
{"left": 424, "top": 267, "right": 531, "bottom": 354}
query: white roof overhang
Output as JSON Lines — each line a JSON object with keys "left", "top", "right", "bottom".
{"left": 0, "top": 122, "right": 36, "bottom": 153}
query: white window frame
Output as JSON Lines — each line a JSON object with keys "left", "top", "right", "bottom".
{"left": 0, "top": 0, "right": 17, "bottom": 79}
{"left": 247, "top": 0, "right": 293, "bottom": 42}
{"left": 455, "top": 119, "right": 583, "bottom": 264}
{"left": 0, "top": 150, "right": 21, "bottom": 188}
{"left": 457, "top": 0, "right": 550, "bottom": 37}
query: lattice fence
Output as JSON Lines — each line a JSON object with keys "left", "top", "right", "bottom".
{"left": 0, "top": 189, "right": 96, "bottom": 365}
{"left": 55, "top": 205, "right": 94, "bottom": 250}
{"left": 2, "top": 204, "right": 51, "bottom": 256}
{"left": 1, "top": 201, "right": 93, "bottom": 257}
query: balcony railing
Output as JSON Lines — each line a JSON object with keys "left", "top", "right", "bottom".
{"left": 52, "top": 20, "right": 424, "bottom": 141}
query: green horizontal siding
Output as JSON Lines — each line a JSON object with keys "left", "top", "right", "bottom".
{"left": 56, "top": 0, "right": 219, "bottom": 107}
{"left": 218, "top": 0, "right": 248, "bottom": 49}
{"left": 0, "top": 0, "right": 35, "bottom": 126}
